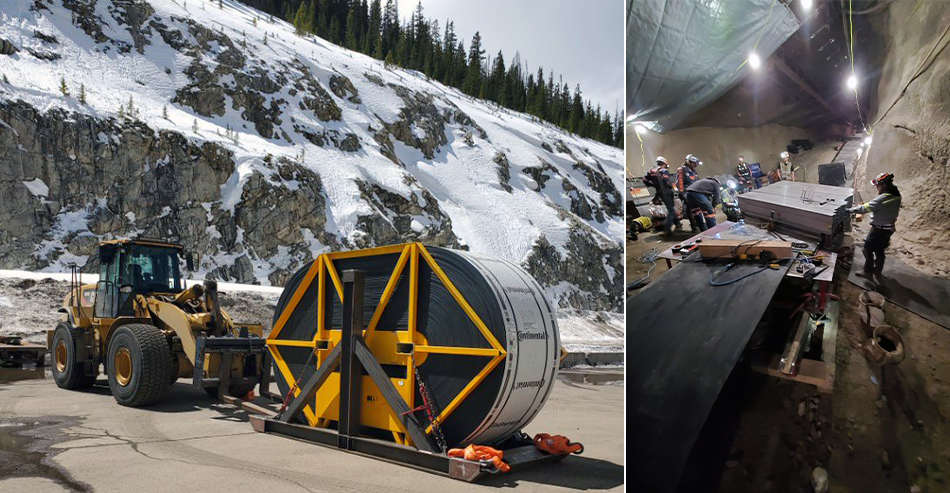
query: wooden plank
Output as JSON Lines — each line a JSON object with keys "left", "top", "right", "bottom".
{"left": 751, "top": 299, "right": 838, "bottom": 395}
{"left": 780, "top": 314, "right": 811, "bottom": 374}
{"left": 698, "top": 239, "right": 793, "bottom": 260}
{"left": 221, "top": 395, "right": 278, "bottom": 417}
{"left": 820, "top": 300, "right": 839, "bottom": 393}
{"left": 751, "top": 354, "right": 833, "bottom": 394}
{"left": 656, "top": 221, "right": 738, "bottom": 262}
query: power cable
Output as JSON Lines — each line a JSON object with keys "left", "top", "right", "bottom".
{"left": 708, "top": 257, "right": 794, "bottom": 286}
{"left": 845, "top": 0, "right": 868, "bottom": 131}
{"left": 627, "top": 247, "right": 659, "bottom": 291}
{"left": 871, "top": 3, "right": 950, "bottom": 128}
{"left": 725, "top": 0, "right": 779, "bottom": 83}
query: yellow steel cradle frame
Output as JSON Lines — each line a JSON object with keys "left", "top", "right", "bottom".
{"left": 266, "top": 243, "right": 508, "bottom": 446}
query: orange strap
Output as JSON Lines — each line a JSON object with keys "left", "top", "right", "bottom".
{"left": 447, "top": 444, "right": 511, "bottom": 473}
{"left": 533, "top": 433, "right": 584, "bottom": 455}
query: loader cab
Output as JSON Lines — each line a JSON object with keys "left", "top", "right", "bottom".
{"left": 94, "top": 240, "right": 187, "bottom": 319}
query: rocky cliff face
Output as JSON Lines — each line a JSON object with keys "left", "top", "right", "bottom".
{"left": 0, "top": 0, "right": 624, "bottom": 311}
{"left": 857, "top": 1, "right": 950, "bottom": 276}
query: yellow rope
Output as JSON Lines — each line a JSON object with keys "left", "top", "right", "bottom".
{"left": 847, "top": 0, "right": 868, "bottom": 132}
{"left": 636, "top": 128, "right": 646, "bottom": 176}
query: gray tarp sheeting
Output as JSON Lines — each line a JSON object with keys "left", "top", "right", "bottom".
{"left": 626, "top": 0, "right": 801, "bottom": 131}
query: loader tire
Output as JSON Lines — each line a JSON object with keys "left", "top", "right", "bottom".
{"left": 106, "top": 324, "right": 173, "bottom": 407}
{"left": 51, "top": 322, "right": 97, "bottom": 390}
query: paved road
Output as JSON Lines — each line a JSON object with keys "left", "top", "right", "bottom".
{"left": 0, "top": 372, "right": 624, "bottom": 492}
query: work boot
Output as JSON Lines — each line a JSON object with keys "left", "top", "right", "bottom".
{"left": 691, "top": 227, "right": 701, "bottom": 234}
{"left": 675, "top": 223, "right": 684, "bottom": 231}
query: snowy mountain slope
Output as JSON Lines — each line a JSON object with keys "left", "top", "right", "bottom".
{"left": 0, "top": 0, "right": 624, "bottom": 311}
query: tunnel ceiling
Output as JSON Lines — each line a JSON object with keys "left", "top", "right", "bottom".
{"left": 628, "top": 0, "right": 882, "bottom": 132}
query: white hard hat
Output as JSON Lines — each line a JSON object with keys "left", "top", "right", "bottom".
{"left": 656, "top": 156, "right": 668, "bottom": 165}
{"left": 781, "top": 151, "right": 790, "bottom": 159}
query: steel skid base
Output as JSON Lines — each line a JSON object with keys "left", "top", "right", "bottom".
{"left": 251, "top": 268, "right": 565, "bottom": 481}
{"left": 248, "top": 415, "right": 562, "bottom": 481}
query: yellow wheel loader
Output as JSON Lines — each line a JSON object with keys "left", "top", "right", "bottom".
{"left": 51, "top": 238, "right": 269, "bottom": 407}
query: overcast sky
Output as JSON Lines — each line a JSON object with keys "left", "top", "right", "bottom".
{"left": 397, "top": 0, "right": 624, "bottom": 115}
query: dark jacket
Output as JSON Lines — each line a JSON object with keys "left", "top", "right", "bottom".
{"left": 687, "top": 178, "right": 722, "bottom": 207}
{"left": 645, "top": 166, "right": 674, "bottom": 195}
{"left": 676, "top": 166, "right": 698, "bottom": 192}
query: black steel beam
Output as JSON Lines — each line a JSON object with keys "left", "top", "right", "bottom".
{"left": 353, "top": 339, "right": 436, "bottom": 452}
{"left": 278, "top": 344, "right": 342, "bottom": 423}
{"left": 256, "top": 417, "right": 452, "bottom": 473}
{"left": 338, "top": 270, "right": 365, "bottom": 449}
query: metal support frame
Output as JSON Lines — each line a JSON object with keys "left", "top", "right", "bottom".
{"left": 249, "top": 414, "right": 561, "bottom": 481}
{"left": 266, "top": 243, "right": 507, "bottom": 437}
{"left": 277, "top": 269, "right": 436, "bottom": 452}
{"left": 255, "top": 249, "right": 571, "bottom": 481}
{"left": 192, "top": 336, "right": 268, "bottom": 398}
{"left": 772, "top": 51, "right": 852, "bottom": 125}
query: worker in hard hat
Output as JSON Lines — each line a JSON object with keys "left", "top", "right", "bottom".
{"left": 677, "top": 154, "right": 701, "bottom": 232}
{"left": 736, "top": 156, "right": 755, "bottom": 192}
{"left": 850, "top": 172, "right": 901, "bottom": 280}
{"left": 780, "top": 151, "right": 797, "bottom": 181}
{"left": 643, "top": 156, "right": 682, "bottom": 235}
{"left": 686, "top": 176, "right": 721, "bottom": 231}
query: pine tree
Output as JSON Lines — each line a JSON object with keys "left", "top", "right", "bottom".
{"left": 78, "top": 84, "right": 86, "bottom": 104}
{"left": 162, "top": 104, "right": 168, "bottom": 119}
{"left": 365, "top": 0, "right": 381, "bottom": 55}
{"left": 192, "top": 118, "right": 199, "bottom": 133}
{"left": 59, "top": 76, "right": 69, "bottom": 97}
{"left": 2, "top": 73, "right": 8, "bottom": 84}
{"left": 489, "top": 50, "right": 505, "bottom": 105}
{"left": 569, "top": 85, "right": 583, "bottom": 134}
{"left": 463, "top": 32, "right": 483, "bottom": 96}
{"left": 118, "top": 105, "right": 125, "bottom": 120}
{"left": 218, "top": 0, "right": 222, "bottom": 9}
{"left": 126, "top": 96, "right": 139, "bottom": 121}
{"left": 345, "top": 6, "right": 358, "bottom": 50}
{"left": 329, "top": 17, "right": 341, "bottom": 43}
{"left": 244, "top": 0, "right": 618, "bottom": 147}
{"left": 252, "top": 16, "right": 257, "bottom": 27}
{"left": 293, "top": 2, "right": 309, "bottom": 35}
{"left": 441, "top": 21, "right": 457, "bottom": 85}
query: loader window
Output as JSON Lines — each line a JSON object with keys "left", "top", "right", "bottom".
{"left": 95, "top": 248, "right": 120, "bottom": 318}
{"left": 122, "top": 245, "right": 184, "bottom": 293}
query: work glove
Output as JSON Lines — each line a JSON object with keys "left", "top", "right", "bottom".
{"left": 849, "top": 206, "right": 862, "bottom": 213}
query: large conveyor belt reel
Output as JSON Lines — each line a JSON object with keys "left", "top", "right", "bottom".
{"left": 253, "top": 243, "right": 564, "bottom": 480}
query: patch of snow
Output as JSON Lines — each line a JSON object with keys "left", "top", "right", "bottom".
{"left": 22, "top": 178, "right": 49, "bottom": 197}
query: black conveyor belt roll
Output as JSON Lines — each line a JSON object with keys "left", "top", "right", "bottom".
{"left": 268, "top": 244, "right": 559, "bottom": 447}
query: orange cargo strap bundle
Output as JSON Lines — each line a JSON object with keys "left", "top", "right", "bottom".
{"left": 447, "top": 445, "right": 511, "bottom": 473}
{"left": 534, "top": 433, "right": 584, "bottom": 455}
